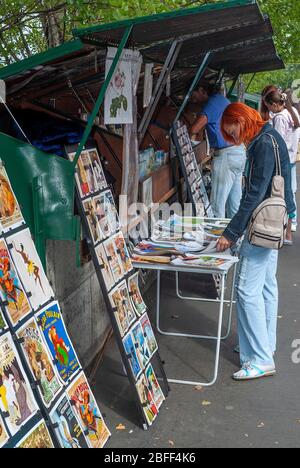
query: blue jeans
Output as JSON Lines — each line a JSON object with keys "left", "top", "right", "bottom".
{"left": 291, "top": 164, "right": 297, "bottom": 226}
{"left": 211, "top": 145, "right": 246, "bottom": 219}
{"left": 236, "top": 239, "right": 278, "bottom": 367}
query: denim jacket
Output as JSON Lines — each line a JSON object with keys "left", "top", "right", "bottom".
{"left": 224, "top": 123, "right": 296, "bottom": 244}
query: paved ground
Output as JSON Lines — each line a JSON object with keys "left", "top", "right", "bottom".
{"left": 92, "top": 190, "right": 300, "bottom": 449}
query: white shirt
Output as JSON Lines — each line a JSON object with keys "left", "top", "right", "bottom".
{"left": 270, "top": 108, "right": 300, "bottom": 164}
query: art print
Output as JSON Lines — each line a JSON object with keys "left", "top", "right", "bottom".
{"left": 95, "top": 244, "right": 114, "bottom": 292}
{"left": 0, "top": 332, "right": 38, "bottom": 436}
{"left": 131, "top": 321, "right": 151, "bottom": 369}
{"left": 49, "top": 394, "right": 88, "bottom": 448}
{"left": 140, "top": 314, "right": 158, "bottom": 357}
{"left": 0, "top": 413, "right": 9, "bottom": 448}
{"left": 118, "top": 280, "right": 136, "bottom": 327}
{"left": 83, "top": 198, "right": 103, "bottom": 245}
{"left": 114, "top": 232, "right": 133, "bottom": 275}
{"left": 16, "top": 420, "right": 54, "bottom": 448}
{"left": 122, "top": 332, "right": 142, "bottom": 380}
{"left": 93, "top": 195, "right": 111, "bottom": 239}
{"left": 0, "top": 161, "right": 25, "bottom": 233}
{"left": 135, "top": 373, "right": 158, "bottom": 426}
{"left": 36, "top": 302, "right": 81, "bottom": 384}
{"left": 109, "top": 285, "right": 129, "bottom": 337}
{"left": 66, "top": 372, "right": 111, "bottom": 449}
{"left": 128, "top": 272, "right": 147, "bottom": 317}
{"left": 103, "top": 238, "right": 123, "bottom": 283}
{"left": 88, "top": 149, "right": 107, "bottom": 191}
{"left": 7, "top": 229, "right": 54, "bottom": 311}
{"left": 17, "top": 318, "right": 62, "bottom": 408}
{"left": 68, "top": 151, "right": 95, "bottom": 199}
{"left": 145, "top": 364, "right": 165, "bottom": 410}
{"left": 97, "top": 191, "right": 119, "bottom": 236}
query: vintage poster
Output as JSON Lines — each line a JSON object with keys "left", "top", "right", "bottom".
{"left": 17, "top": 318, "right": 62, "bottom": 408}
{"left": 95, "top": 244, "right": 114, "bottom": 292}
{"left": 93, "top": 195, "right": 111, "bottom": 239}
{"left": 131, "top": 321, "right": 151, "bottom": 369}
{"left": 36, "top": 302, "right": 81, "bottom": 384}
{"left": 0, "top": 160, "right": 25, "bottom": 233}
{"left": 135, "top": 373, "right": 158, "bottom": 426}
{"left": 96, "top": 191, "right": 119, "bottom": 237}
{"left": 145, "top": 364, "right": 165, "bottom": 410}
{"left": 83, "top": 198, "right": 103, "bottom": 245}
{"left": 118, "top": 280, "right": 136, "bottom": 327}
{"left": 50, "top": 394, "right": 88, "bottom": 448}
{"left": 69, "top": 151, "right": 97, "bottom": 198}
{"left": 0, "top": 238, "right": 32, "bottom": 326}
{"left": 7, "top": 229, "right": 54, "bottom": 312}
{"left": 114, "top": 232, "right": 133, "bottom": 275}
{"left": 0, "top": 332, "right": 38, "bottom": 436}
{"left": 66, "top": 372, "right": 111, "bottom": 449}
{"left": 109, "top": 284, "right": 129, "bottom": 337}
{"left": 16, "top": 420, "right": 54, "bottom": 448}
{"left": 122, "top": 331, "right": 142, "bottom": 380}
{"left": 140, "top": 314, "right": 158, "bottom": 357}
{"left": 128, "top": 272, "right": 147, "bottom": 317}
{"left": 103, "top": 237, "right": 123, "bottom": 283}
{"left": 0, "top": 413, "right": 9, "bottom": 448}
{"left": 88, "top": 149, "right": 107, "bottom": 191}
{"left": 104, "top": 47, "right": 133, "bottom": 125}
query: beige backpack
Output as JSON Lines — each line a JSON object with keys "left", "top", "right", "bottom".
{"left": 248, "top": 134, "right": 288, "bottom": 250}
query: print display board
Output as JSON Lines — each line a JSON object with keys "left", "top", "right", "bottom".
{"left": 0, "top": 158, "right": 110, "bottom": 448}
{"left": 67, "top": 144, "right": 169, "bottom": 430}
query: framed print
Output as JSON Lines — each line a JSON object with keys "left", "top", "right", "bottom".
{"left": 96, "top": 191, "right": 119, "bottom": 236}
{"left": 109, "top": 284, "right": 129, "bottom": 337}
{"left": 103, "top": 237, "right": 123, "bottom": 283}
{"left": 140, "top": 314, "right": 158, "bottom": 358}
{"left": 93, "top": 195, "right": 111, "bottom": 240}
{"left": 145, "top": 364, "right": 165, "bottom": 410}
{"left": 69, "top": 151, "right": 97, "bottom": 198}
{"left": 0, "top": 160, "right": 25, "bottom": 233}
{"left": 131, "top": 321, "right": 151, "bottom": 369}
{"left": 122, "top": 331, "right": 142, "bottom": 381}
{"left": 114, "top": 232, "right": 133, "bottom": 275}
{"left": 95, "top": 244, "right": 114, "bottom": 292}
{"left": 118, "top": 280, "right": 136, "bottom": 328}
{"left": 128, "top": 272, "right": 147, "bottom": 317}
{"left": 135, "top": 373, "right": 158, "bottom": 426}
{"left": 88, "top": 149, "right": 107, "bottom": 191}
{"left": 82, "top": 199, "right": 103, "bottom": 245}
{"left": 15, "top": 420, "right": 54, "bottom": 448}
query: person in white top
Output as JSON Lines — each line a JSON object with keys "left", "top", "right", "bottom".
{"left": 261, "top": 86, "right": 300, "bottom": 244}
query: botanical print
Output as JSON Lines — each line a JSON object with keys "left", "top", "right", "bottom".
{"left": 140, "top": 314, "right": 158, "bottom": 358}
{"left": 0, "top": 332, "right": 38, "bottom": 436}
{"left": 0, "top": 160, "right": 25, "bottom": 233}
{"left": 88, "top": 149, "right": 107, "bottom": 191}
{"left": 7, "top": 229, "right": 54, "bottom": 311}
{"left": 16, "top": 420, "right": 54, "bottom": 448}
{"left": 66, "top": 372, "right": 111, "bottom": 449}
{"left": 83, "top": 198, "right": 103, "bottom": 245}
{"left": 135, "top": 373, "right": 158, "bottom": 426}
{"left": 103, "top": 237, "right": 123, "bottom": 283}
{"left": 0, "top": 413, "right": 9, "bottom": 448}
{"left": 122, "top": 332, "right": 142, "bottom": 381}
{"left": 49, "top": 394, "right": 88, "bottom": 448}
{"left": 118, "top": 280, "right": 136, "bottom": 328}
{"left": 128, "top": 272, "right": 147, "bottom": 317}
{"left": 0, "top": 238, "right": 32, "bottom": 326}
{"left": 114, "top": 232, "right": 133, "bottom": 275}
{"left": 95, "top": 244, "right": 114, "bottom": 292}
{"left": 36, "top": 302, "right": 81, "bottom": 384}
{"left": 131, "top": 321, "right": 151, "bottom": 369}
{"left": 145, "top": 364, "right": 165, "bottom": 410}
{"left": 17, "top": 318, "right": 62, "bottom": 408}
{"left": 109, "top": 285, "right": 129, "bottom": 337}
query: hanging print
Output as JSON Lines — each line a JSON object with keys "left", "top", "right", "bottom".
{"left": 0, "top": 160, "right": 25, "bottom": 233}
{"left": 109, "top": 284, "right": 129, "bottom": 337}
{"left": 17, "top": 318, "right": 62, "bottom": 408}
{"left": 68, "top": 151, "right": 96, "bottom": 198}
{"left": 131, "top": 321, "right": 151, "bottom": 369}
{"left": 7, "top": 229, "right": 54, "bottom": 311}
{"left": 145, "top": 364, "right": 165, "bottom": 410}
{"left": 118, "top": 280, "right": 136, "bottom": 328}
{"left": 83, "top": 199, "right": 103, "bottom": 245}
{"left": 0, "top": 332, "right": 38, "bottom": 436}
{"left": 103, "top": 237, "right": 123, "bottom": 283}
{"left": 0, "top": 239, "right": 31, "bottom": 326}
{"left": 36, "top": 301, "right": 80, "bottom": 384}
{"left": 15, "top": 420, "right": 54, "bottom": 448}
{"left": 66, "top": 372, "right": 111, "bottom": 449}
{"left": 88, "top": 149, "right": 107, "bottom": 191}
{"left": 49, "top": 394, "right": 89, "bottom": 448}
{"left": 114, "top": 232, "right": 133, "bottom": 275}
{"left": 122, "top": 331, "right": 142, "bottom": 380}
{"left": 128, "top": 272, "right": 147, "bottom": 317}
{"left": 140, "top": 314, "right": 158, "bottom": 358}
{"left": 135, "top": 373, "right": 158, "bottom": 426}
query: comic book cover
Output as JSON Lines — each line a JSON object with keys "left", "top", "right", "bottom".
{"left": 17, "top": 318, "right": 62, "bottom": 408}
{"left": 122, "top": 332, "right": 142, "bottom": 380}
{"left": 109, "top": 285, "right": 129, "bottom": 337}
{"left": 0, "top": 238, "right": 32, "bottom": 327}
{"left": 88, "top": 149, "right": 107, "bottom": 191}
{"left": 145, "top": 364, "right": 165, "bottom": 410}
{"left": 83, "top": 199, "right": 103, "bottom": 245}
{"left": 128, "top": 272, "right": 147, "bottom": 317}
{"left": 131, "top": 321, "right": 151, "bottom": 369}
{"left": 93, "top": 195, "right": 111, "bottom": 239}
{"left": 49, "top": 393, "right": 88, "bottom": 448}
{"left": 0, "top": 413, "right": 9, "bottom": 448}
{"left": 103, "top": 237, "right": 123, "bottom": 283}
{"left": 0, "top": 332, "right": 38, "bottom": 436}
{"left": 118, "top": 280, "right": 136, "bottom": 328}
{"left": 114, "top": 232, "right": 133, "bottom": 275}
{"left": 36, "top": 302, "right": 81, "bottom": 385}
{"left": 66, "top": 372, "right": 111, "bottom": 449}
{"left": 135, "top": 373, "right": 158, "bottom": 426}
{"left": 0, "top": 161, "right": 25, "bottom": 233}
{"left": 95, "top": 244, "right": 114, "bottom": 292}
{"left": 7, "top": 229, "right": 54, "bottom": 311}
{"left": 16, "top": 420, "right": 54, "bottom": 448}
{"left": 140, "top": 314, "right": 158, "bottom": 358}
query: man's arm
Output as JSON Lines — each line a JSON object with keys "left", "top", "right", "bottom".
{"left": 190, "top": 115, "right": 208, "bottom": 140}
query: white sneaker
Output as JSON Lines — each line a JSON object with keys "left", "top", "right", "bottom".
{"left": 291, "top": 225, "right": 297, "bottom": 232}
{"left": 233, "top": 362, "right": 276, "bottom": 381}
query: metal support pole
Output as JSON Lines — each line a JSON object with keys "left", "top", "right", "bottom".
{"left": 245, "top": 73, "right": 256, "bottom": 93}
{"left": 227, "top": 74, "right": 239, "bottom": 99}
{"left": 73, "top": 26, "right": 133, "bottom": 168}
{"left": 174, "top": 51, "right": 213, "bottom": 124}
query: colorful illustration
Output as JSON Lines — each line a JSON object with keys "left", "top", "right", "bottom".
{"left": 0, "top": 161, "right": 25, "bottom": 233}
{"left": 83, "top": 199, "right": 103, "bottom": 245}
{"left": 50, "top": 394, "right": 88, "bottom": 448}
{"left": 114, "top": 232, "right": 133, "bottom": 275}
{"left": 0, "top": 413, "right": 9, "bottom": 448}
{"left": 0, "top": 332, "right": 38, "bottom": 436}
{"left": 140, "top": 314, "right": 158, "bottom": 357}
{"left": 145, "top": 364, "right": 165, "bottom": 410}
{"left": 16, "top": 420, "right": 54, "bottom": 448}
{"left": 93, "top": 195, "right": 111, "bottom": 239}
{"left": 0, "top": 239, "right": 32, "bottom": 326}
{"left": 17, "top": 318, "right": 62, "bottom": 408}
{"left": 36, "top": 302, "right": 80, "bottom": 384}
{"left": 103, "top": 191, "right": 120, "bottom": 234}
{"left": 103, "top": 238, "right": 123, "bottom": 283}
{"left": 122, "top": 332, "right": 142, "bottom": 380}
{"left": 131, "top": 321, "right": 151, "bottom": 369}
{"left": 88, "top": 149, "right": 107, "bottom": 191}
{"left": 69, "top": 151, "right": 97, "bottom": 198}
{"left": 66, "top": 372, "right": 111, "bottom": 449}
{"left": 95, "top": 244, "right": 114, "bottom": 292}
{"left": 109, "top": 285, "right": 129, "bottom": 337}
{"left": 8, "top": 229, "right": 54, "bottom": 311}
{"left": 119, "top": 281, "right": 136, "bottom": 327}
{"left": 128, "top": 272, "right": 147, "bottom": 317}
{"left": 136, "top": 373, "right": 158, "bottom": 426}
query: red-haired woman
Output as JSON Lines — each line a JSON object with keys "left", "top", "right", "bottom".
{"left": 217, "top": 103, "right": 295, "bottom": 381}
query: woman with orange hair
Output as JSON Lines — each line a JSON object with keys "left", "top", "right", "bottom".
{"left": 217, "top": 103, "right": 295, "bottom": 381}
